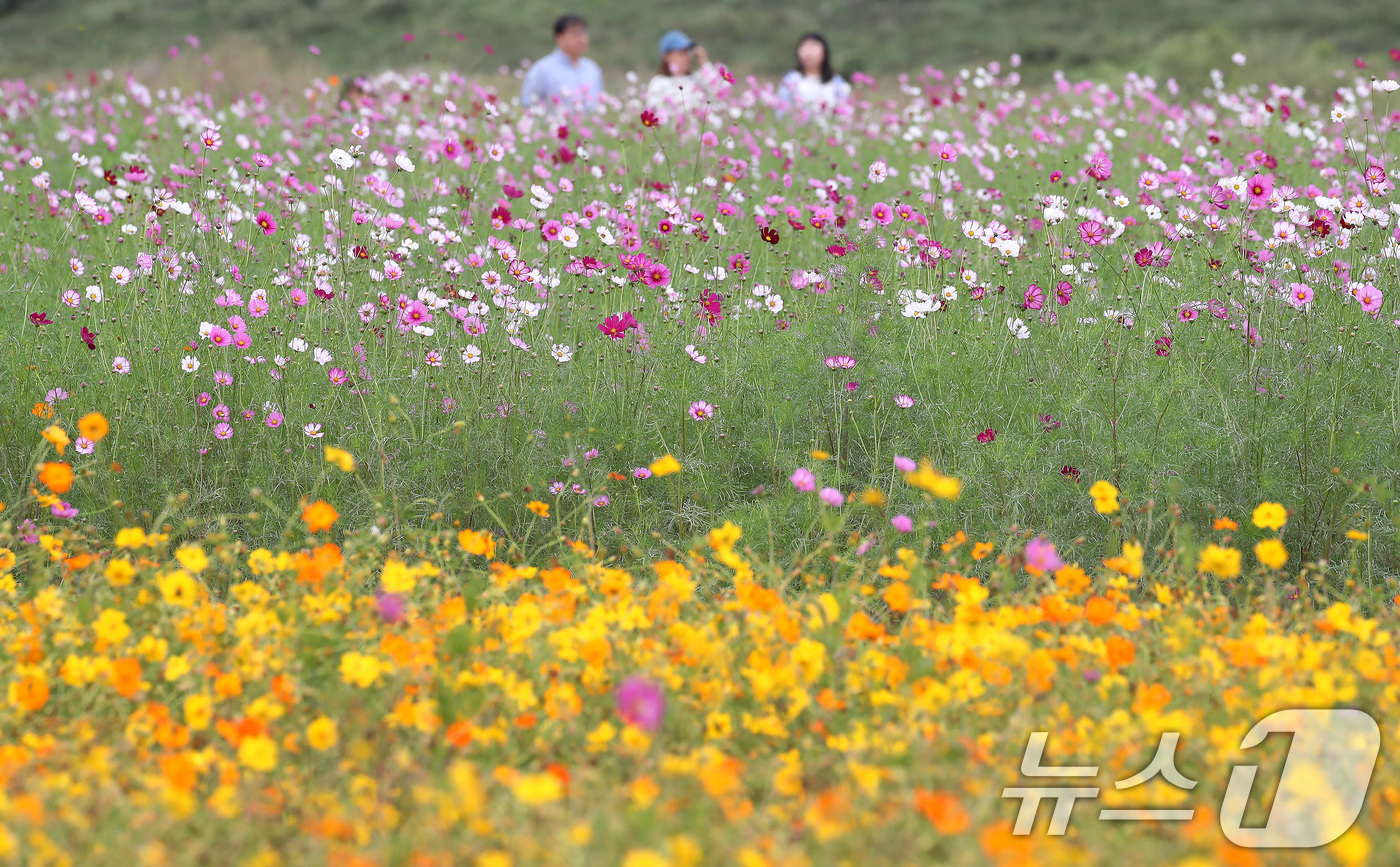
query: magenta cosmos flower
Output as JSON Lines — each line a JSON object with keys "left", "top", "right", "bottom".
{"left": 255, "top": 210, "right": 278, "bottom": 235}
{"left": 688, "top": 400, "right": 714, "bottom": 420}
{"left": 615, "top": 676, "right": 665, "bottom": 732}
{"left": 825, "top": 355, "right": 856, "bottom": 369}
{"left": 598, "top": 311, "right": 639, "bottom": 340}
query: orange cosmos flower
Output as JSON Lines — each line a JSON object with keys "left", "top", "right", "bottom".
{"left": 37, "top": 462, "right": 74, "bottom": 494}
{"left": 78, "top": 412, "right": 110, "bottom": 442}
{"left": 302, "top": 500, "right": 339, "bottom": 533}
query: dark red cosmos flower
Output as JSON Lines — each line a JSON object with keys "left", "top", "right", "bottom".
{"left": 598, "top": 312, "right": 639, "bottom": 340}
{"left": 977, "top": 428, "right": 996, "bottom": 444}
{"left": 760, "top": 226, "right": 780, "bottom": 245}
{"left": 786, "top": 218, "right": 805, "bottom": 231}
{"left": 557, "top": 125, "right": 569, "bottom": 140}
{"left": 354, "top": 245, "right": 371, "bottom": 259}
{"left": 30, "top": 312, "right": 52, "bottom": 327}
{"left": 1061, "top": 465, "right": 1081, "bottom": 482}
{"left": 314, "top": 286, "right": 335, "bottom": 301}
{"left": 1155, "top": 336, "right": 1173, "bottom": 357}
{"left": 1133, "top": 248, "right": 1154, "bottom": 268}
{"left": 640, "top": 109, "right": 659, "bottom": 127}
{"left": 80, "top": 326, "right": 98, "bottom": 349}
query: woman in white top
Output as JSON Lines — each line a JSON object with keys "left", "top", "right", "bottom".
{"left": 645, "top": 30, "right": 723, "bottom": 119}
{"left": 776, "top": 33, "right": 851, "bottom": 113}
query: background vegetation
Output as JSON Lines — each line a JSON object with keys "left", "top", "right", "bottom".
{"left": 3, "top": 0, "right": 1400, "bottom": 95}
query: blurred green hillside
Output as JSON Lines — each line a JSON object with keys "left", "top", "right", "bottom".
{"left": 2, "top": 0, "right": 1399, "bottom": 95}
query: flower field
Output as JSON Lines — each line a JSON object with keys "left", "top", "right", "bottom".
{"left": 2, "top": 48, "right": 1400, "bottom": 864}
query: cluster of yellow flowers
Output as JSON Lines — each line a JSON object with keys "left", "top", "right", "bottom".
{"left": 0, "top": 437, "right": 1390, "bottom": 865}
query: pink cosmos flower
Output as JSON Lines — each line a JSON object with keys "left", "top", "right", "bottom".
{"left": 1287, "top": 283, "right": 1314, "bottom": 309}
{"left": 1022, "top": 284, "right": 1044, "bottom": 311}
{"left": 890, "top": 514, "right": 913, "bottom": 533}
{"left": 1023, "top": 537, "right": 1063, "bottom": 576}
{"left": 1086, "top": 151, "right": 1112, "bottom": 181}
{"left": 255, "top": 210, "right": 277, "bottom": 235}
{"left": 819, "top": 487, "right": 844, "bottom": 508}
{"left": 893, "top": 455, "right": 916, "bottom": 473}
{"left": 895, "top": 395, "right": 915, "bottom": 408}
{"left": 688, "top": 400, "right": 715, "bottom": 420}
{"left": 790, "top": 467, "right": 816, "bottom": 492}
{"left": 1245, "top": 174, "right": 1274, "bottom": 210}
{"left": 870, "top": 202, "right": 894, "bottom": 226}
{"left": 825, "top": 355, "right": 856, "bottom": 369}
{"left": 615, "top": 677, "right": 665, "bottom": 733}
{"left": 1055, "top": 281, "right": 1073, "bottom": 305}
{"left": 1355, "top": 283, "right": 1383, "bottom": 313}
{"left": 1077, "top": 220, "right": 1105, "bottom": 246}
{"left": 213, "top": 423, "right": 233, "bottom": 440}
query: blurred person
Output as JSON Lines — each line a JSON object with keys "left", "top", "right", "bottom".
{"left": 520, "top": 14, "right": 605, "bottom": 112}
{"left": 776, "top": 33, "right": 850, "bottom": 112}
{"left": 338, "top": 75, "right": 374, "bottom": 115}
{"left": 645, "top": 30, "right": 723, "bottom": 117}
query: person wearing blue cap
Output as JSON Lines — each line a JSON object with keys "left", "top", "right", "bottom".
{"left": 520, "top": 14, "right": 605, "bottom": 112}
{"left": 645, "top": 29, "right": 722, "bottom": 118}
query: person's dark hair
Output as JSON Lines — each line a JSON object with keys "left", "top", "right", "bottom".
{"left": 554, "top": 14, "right": 587, "bottom": 37}
{"left": 795, "top": 32, "right": 834, "bottom": 83}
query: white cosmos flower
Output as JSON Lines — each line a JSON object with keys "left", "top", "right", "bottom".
{"left": 1006, "top": 317, "right": 1030, "bottom": 339}
{"left": 181, "top": 355, "right": 201, "bottom": 372}
{"left": 529, "top": 184, "right": 553, "bottom": 209}
{"left": 86, "top": 285, "right": 103, "bottom": 302}
{"left": 394, "top": 152, "right": 415, "bottom": 172}
{"left": 328, "top": 148, "right": 355, "bottom": 170}
{"left": 596, "top": 226, "right": 615, "bottom": 245}
{"left": 558, "top": 226, "right": 579, "bottom": 248}
{"left": 764, "top": 294, "right": 784, "bottom": 313}
{"left": 551, "top": 343, "right": 574, "bottom": 363}
{"left": 289, "top": 338, "right": 308, "bottom": 352}
{"left": 303, "top": 423, "right": 324, "bottom": 438}
{"left": 312, "top": 347, "right": 332, "bottom": 365}
{"left": 685, "top": 344, "right": 707, "bottom": 364}
{"left": 461, "top": 344, "right": 482, "bottom": 364}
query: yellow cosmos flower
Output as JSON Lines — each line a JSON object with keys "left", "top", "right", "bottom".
{"left": 512, "top": 772, "right": 563, "bottom": 805}
{"left": 238, "top": 734, "right": 278, "bottom": 772}
{"left": 158, "top": 569, "right": 200, "bottom": 607}
{"left": 1089, "top": 480, "right": 1119, "bottom": 514}
{"left": 649, "top": 454, "right": 681, "bottom": 476}
{"left": 1254, "top": 538, "right": 1287, "bottom": 570}
{"left": 1197, "top": 543, "right": 1241, "bottom": 578}
{"left": 41, "top": 425, "right": 71, "bottom": 455}
{"left": 1251, "top": 501, "right": 1287, "bottom": 531}
{"left": 114, "top": 527, "right": 149, "bottom": 549}
{"left": 184, "top": 694, "right": 213, "bottom": 731}
{"left": 340, "top": 652, "right": 384, "bottom": 688}
{"left": 175, "top": 546, "right": 208, "bottom": 574}
{"left": 904, "top": 459, "right": 962, "bottom": 500}
{"left": 104, "top": 558, "right": 135, "bottom": 586}
{"left": 323, "top": 446, "right": 356, "bottom": 472}
{"left": 380, "top": 557, "right": 415, "bottom": 594}
{"left": 307, "top": 716, "right": 338, "bottom": 751}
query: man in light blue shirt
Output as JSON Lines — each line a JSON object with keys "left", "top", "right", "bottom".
{"left": 520, "top": 15, "right": 605, "bottom": 112}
